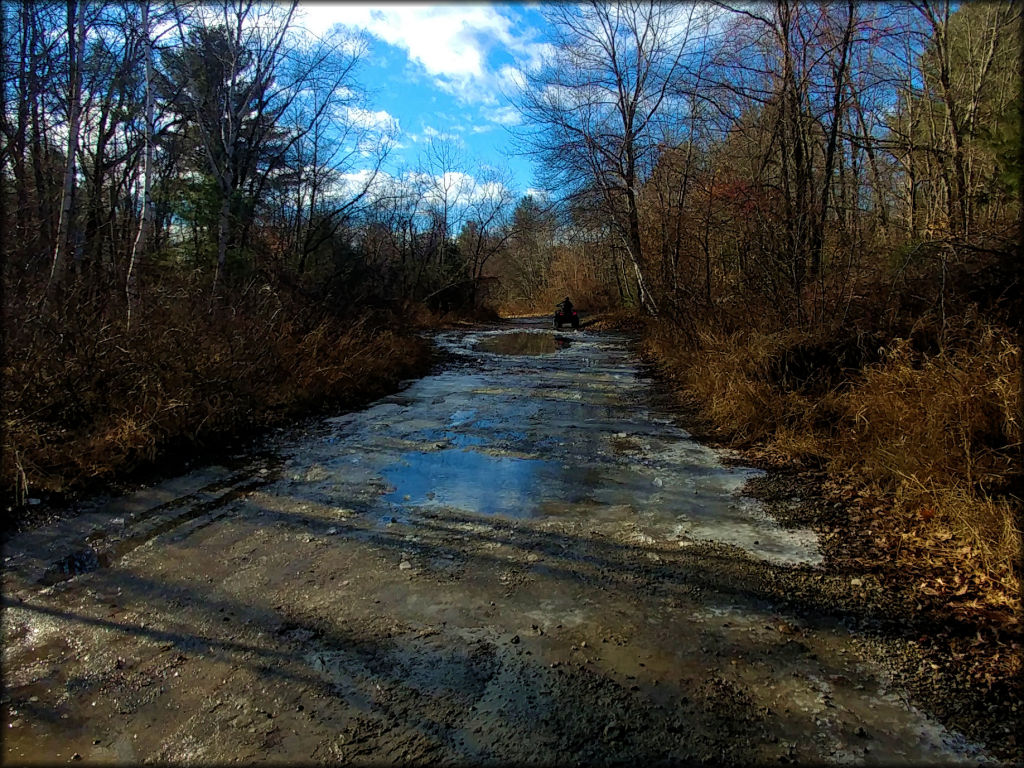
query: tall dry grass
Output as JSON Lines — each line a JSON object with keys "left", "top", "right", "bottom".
{"left": 642, "top": 317, "right": 1022, "bottom": 596}
{"left": 2, "top": 277, "right": 432, "bottom": 504}
{"left": 839, "top": 328, "right": 1021, "bottom": 585}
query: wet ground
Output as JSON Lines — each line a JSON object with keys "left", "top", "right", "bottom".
{"left": 1, "top": 319, "right": 997, "bottom": 764}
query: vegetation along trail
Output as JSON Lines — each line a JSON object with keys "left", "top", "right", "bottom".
{"left": 2, "top": 320, "right": 1000, "bottom": 764}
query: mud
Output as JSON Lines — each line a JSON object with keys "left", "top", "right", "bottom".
{"left": 1, "top": 319, "right": 1005, "bottom": 764}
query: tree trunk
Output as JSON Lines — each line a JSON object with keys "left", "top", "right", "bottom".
{"left": 48, "top": 0, "right": 86, "bottom": 296}
{"left": 126, "top": 0, "right": 154, "bottom": 330}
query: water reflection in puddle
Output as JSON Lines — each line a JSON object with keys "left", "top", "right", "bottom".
{"left": 381, "top": 449, "right": 561, "bottom": 517}
{"left": 477, "top": 332, "right": 571, "bottom": 356}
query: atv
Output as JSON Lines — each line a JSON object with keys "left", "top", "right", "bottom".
{"left": 554, "top": 305, "right": 580, "bottom": 330}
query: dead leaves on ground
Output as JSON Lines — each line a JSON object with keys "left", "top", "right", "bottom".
{"left": 820, "top": 476, "right": 1021, "bottom": 631}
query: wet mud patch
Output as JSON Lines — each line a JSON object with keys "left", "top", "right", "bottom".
{"left": 476, "top": 332, "right": 570, "bottom": 356}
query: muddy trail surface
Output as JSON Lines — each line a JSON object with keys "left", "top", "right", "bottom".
{"left": 2, "top": 320, "right": 995, "bottom": 764}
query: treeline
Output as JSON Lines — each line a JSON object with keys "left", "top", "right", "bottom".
{"left": 515, "top": 1, "right": 1022, "bottom": 605}
{"left": 3, "top": 1, "right": 514, "bottom": 310}
{"left": 516, "top": 1, "right": 1020, "bottom": 326}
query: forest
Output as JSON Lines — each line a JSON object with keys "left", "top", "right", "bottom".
{"left": 2, "top": 1, "right": 1021, "bottom": 619}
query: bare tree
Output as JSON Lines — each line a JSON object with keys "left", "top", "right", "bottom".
{"left": 514, "top": 1, "right": 712, "bottom": 313}
{"left": 165, "top": 1, "right": 299, "bottom": 291}
{"left": 126, "top": 0, "right": 156, "bottom": 329}
{"left": 47, "top": 0, "right": 90, "bottom": 295}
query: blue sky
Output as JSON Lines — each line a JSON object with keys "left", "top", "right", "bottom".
{"left": 295, "top": 3, "right": 551, "bottom": 199}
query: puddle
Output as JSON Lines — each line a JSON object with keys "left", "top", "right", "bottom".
{"left": 382, "top": 449, "right": 562, "bottom": 517}
{"left": 476, "top": 332, "right": 570, "bottom": 356}
{"left": 38, "top": 548, "right": 106, "bottom": 585}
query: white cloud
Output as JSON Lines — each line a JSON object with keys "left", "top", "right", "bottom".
{"left": 331, "top": 166, "right": 514, "bottom": 209}
{"left": 296, "top": 4, "right": 543, "bottom": 105}
{"left": 495, "top": 65, "right": 528, "bottom": 95}
{"left": 345, "top": 107, "right": 399, "bottom": 133}
{"left": 409, "top": 125, "right": 464, "bottom": 145}
{"left": 330, "top": 168, "right": 391, "bottom": 201}
{"left": 483, "top": 105, "right": 521, "bottom": 126}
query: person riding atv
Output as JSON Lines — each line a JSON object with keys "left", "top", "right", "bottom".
{"left": 554, "top": 297, "right": 579, "bottom": 329}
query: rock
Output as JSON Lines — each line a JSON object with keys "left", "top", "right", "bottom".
{"left": 510, "top": 635, "right": 520, "bottom": 644}
{"left": 527, "top": 553, "right": 540, "bottom": 562}
{"left": 652, "top": 477, "right": 664, "bottom": 487}
{"left": 71, "top": 754, "right": 82, "bottom": 761}
{"left": 850, "top": 578, "right": 863, "bottom": 587}
{"left": 398, "top": 560, "right": 413, "bottom": 570}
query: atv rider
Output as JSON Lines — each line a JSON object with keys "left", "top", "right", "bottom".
{"left": 558, "top": 296, "right": 574, "bottom": 315}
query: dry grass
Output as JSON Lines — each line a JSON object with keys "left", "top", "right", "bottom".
{"left": 642, "top": 316, "right": 1022, "bottom": 608}
{"left": 842, "top": 329, "right": 1020, "bottom": 492}
{"left": 643, "top": 325, "right": 819, "bottom": 446}
{"left": 2, "top": 277, "right": 432, "bottom": 504}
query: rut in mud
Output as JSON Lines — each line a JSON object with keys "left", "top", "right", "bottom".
{"left": 2, "top": 320, "right": 994, "bottom": 764}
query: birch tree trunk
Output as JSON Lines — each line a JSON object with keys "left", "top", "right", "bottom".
{"left": 126, "top": 0, "right": 154, "bottom": 330}
{"left": 48, "top": 0, "right": 86, "bottom": 296}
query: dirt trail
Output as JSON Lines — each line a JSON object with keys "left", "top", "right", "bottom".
{"left": 2, "top": 320, "right": 995, "bottom": 764}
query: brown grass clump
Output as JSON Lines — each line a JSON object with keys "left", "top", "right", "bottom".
{"left": 642, "top": 324, "right": 826, "bottom": 449}
{"left": 841, "top": 329, "right": 1020, "bottom": 493}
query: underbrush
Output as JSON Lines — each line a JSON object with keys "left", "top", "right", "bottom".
{"left": 641, "top": 314, "right": 1022, "bottom": 618}
{"left": 2, "top": 277, "right": 433, "bottom": 508}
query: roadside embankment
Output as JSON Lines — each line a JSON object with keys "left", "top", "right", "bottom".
{"left": 638, "top": 316, "right": 1021, "bottom": 614}
{"left": 635, "top": 315, "right": 1022, "bottom": 756}
{"left": 1, "top": 280, "right": 436, "bottom": 523}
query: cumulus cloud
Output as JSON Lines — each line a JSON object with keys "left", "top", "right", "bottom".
{"left": 483, "top": 105, "right": 521, "bottom": 126}
{"left": 333, "top": 166, "right": 512, "bottom": 209}
{"left": 296, "top": 4, "right": 544, "bottom": 105}
{"left": 345, "top": 107, "right": 399, "bottom": 132}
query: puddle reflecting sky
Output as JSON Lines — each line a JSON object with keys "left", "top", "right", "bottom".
{"left": 382, "top": 449, "right": 562, "bottom": 517}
